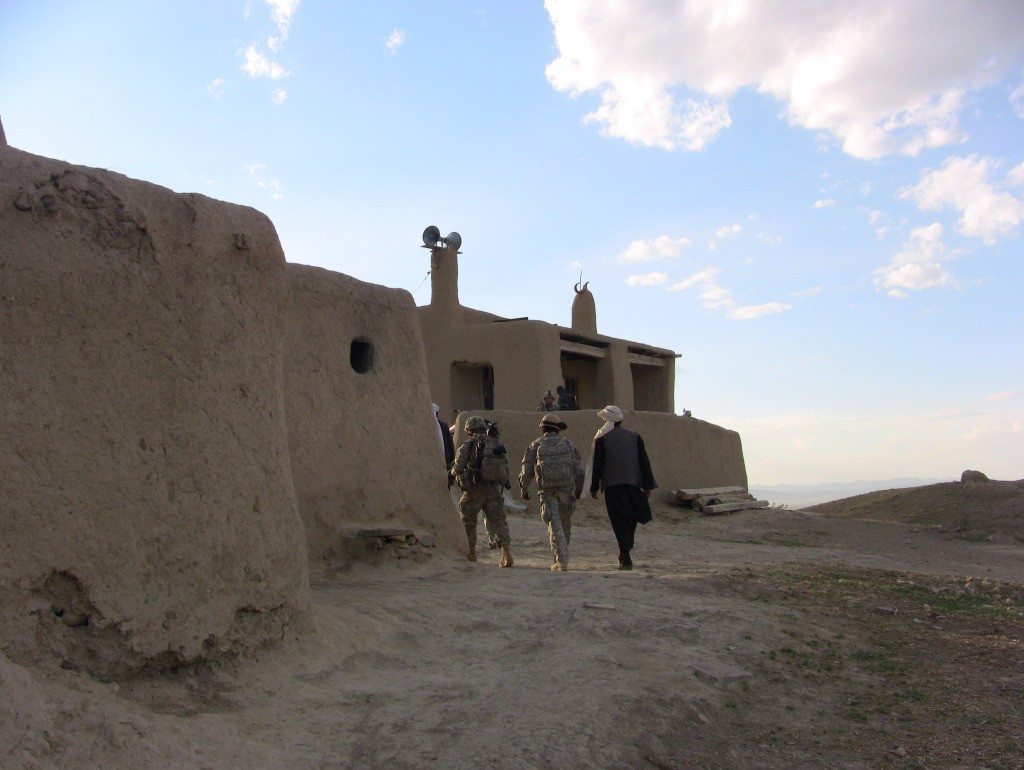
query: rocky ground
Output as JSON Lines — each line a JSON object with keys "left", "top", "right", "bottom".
{"left": 3, "top": 499, "right": 1023, "bottom": 769}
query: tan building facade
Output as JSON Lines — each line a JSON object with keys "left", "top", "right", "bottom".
{"left": 417, "top": 244, "right": 679, "bottom": 418}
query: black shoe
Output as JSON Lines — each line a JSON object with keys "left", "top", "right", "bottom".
{"left": 618, "top": 562, "right": 633, "bottom": 571}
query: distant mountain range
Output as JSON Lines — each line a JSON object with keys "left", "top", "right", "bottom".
{"left": 749, "top": 477, "right": 955, "bottom": 509}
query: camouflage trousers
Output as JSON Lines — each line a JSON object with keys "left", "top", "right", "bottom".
{"left": 539, "top": 488, "right": 574, "bottom": 565}
{"left": 459, "top": 483, "right": 509, "bottom": 547}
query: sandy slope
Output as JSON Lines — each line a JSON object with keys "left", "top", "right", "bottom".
{"left": 806, "top": 479, "right": 1024, "bottom": 540}
{"left": 3, "top": 502, "right": 1022, "bottom": 769}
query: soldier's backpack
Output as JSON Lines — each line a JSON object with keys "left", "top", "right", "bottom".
{"left": 536, "top": 438, "right": 575, "bottom": 489}
{"left": 473, "top": 435, "right": 509, "bottom": 484}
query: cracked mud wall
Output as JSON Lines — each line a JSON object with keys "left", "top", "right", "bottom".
{"left": 0, "top": 145, "right": 310, "bottom": 679}
{"left": 284, "top": 264, "right": 462, "bottom": 559}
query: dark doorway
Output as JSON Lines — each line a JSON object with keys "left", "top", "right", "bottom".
{"left": 450, "top": 363, "right": 494, "bottom": 411}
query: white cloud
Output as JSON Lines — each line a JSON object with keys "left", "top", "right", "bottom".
{"left": 867, "top": 209, "right": 894, "bottom": 238}
{"left": 792, "top": 286, "right": 822, "bottom": 298}
{"left": 986, "top": 389, "right": 1024, "bottom": 403}
{"left": 569, "top": 260, "right": 583, "bottom": 270}
{"left": 385, "top": 29, "right": 407, "bottom": 55}
{"left": 271, "top": 89, "right": 288, "bottom": 104}
{"left": 246, "top": 163, "right": 284, "bottom": 200}
{"left": 698, "top": 282, "right": 734, "bottom": 311}
{"left": 757, "top": 233, "right": 783, "bottom": 246}
{"left": 626, "top": 272, "right": 669, "bottom": 286}
{"left": 241, "top": 44, "right": 290, "bottom": 80}
{"left": 874, "top": 222, "right": 956, "bottom": 295}
{"left": 266, "top": 0, "right": 300, "bottom": 48}
{"left": 1006, "top": 161, "right": 1024, "bottom": 188}
{"left": 583, "top": 90, "right": 732, "bottom": 151}
{"left": 241, "top": 1, "right": 299, "bottom": 79}
{"left": 729, "top": 302, "right": 792, "bottom": 320}
{"left": 714, "top": 223, "right": 741, "bottom": 239}
{"left": 669, "top": 265, "right": 792, "bottom": 320}
{"left": 617, "top": 235, "right": 692, "bottom": 262}
{"left": 813, "top": 198, "right": 836, "bottom": 209}
{"left": 669, "top": 266, "right": 718, "bottom": 291}
{"left": 206, "top": 77, "right": 225, "bottom": 99}
{"left": 899, "top": 155, "right": 1024, "bottom": 244}
{"left": 544, "top": 0, "right": 1024, "bottom": 158}
{"left": 1010, "top": 75, "right": 1024, "bottom": 119}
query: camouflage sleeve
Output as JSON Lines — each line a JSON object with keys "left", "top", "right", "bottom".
{"left": 570, "top": 441, "right": 584, "bottom": 496}
{"left": 452, "top": 441, "right": 471, "bottom": 478}
{"left": 519, "top": 441, "right": 538, "bottom": 492}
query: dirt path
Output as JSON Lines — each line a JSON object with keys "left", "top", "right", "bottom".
{"left": 3, "top": 507, "right": 1022, "bottom": 768}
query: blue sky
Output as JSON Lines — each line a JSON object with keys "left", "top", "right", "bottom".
{"left": 2, "top": 1, "right": 1022, "bottom": 484}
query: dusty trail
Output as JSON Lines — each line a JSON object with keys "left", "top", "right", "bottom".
{"left": 4, "top": 506, "right": 1022, "bottom": 768}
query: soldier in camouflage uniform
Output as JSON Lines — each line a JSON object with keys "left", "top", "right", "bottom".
{"left": 450, "top": 416, "right": 513, "bottom": 567}
{"left": 520, "top": 413, "right": 584, "bottom": 571}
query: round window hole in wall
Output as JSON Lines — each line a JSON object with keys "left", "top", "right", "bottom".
{"left": 350, "top": 338, "right": 374, "bottom": 373}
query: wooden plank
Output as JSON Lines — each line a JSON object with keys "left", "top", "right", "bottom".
{"left": 672, "top": 486, "right": 746, "bottom": 500}
{"left": 693, "top": 492, "right": 754, "bottom": 511}
{"left": 701, "top": 499, "right": 770, "bottom": 515}
{"left": 627, "top": 352, "right": 667, "bottom": 367}
{"left": 560, "top": 341, "right": 606, "bottom": 359}
{"left": 709, "top": 493, "right": 756, "bottom": 502}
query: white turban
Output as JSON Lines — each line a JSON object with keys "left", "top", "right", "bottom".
{"left": 432, "top": 403, "right": 444, "bottom": 453}
{"left": 583, "top": 405, "right": 623, "bottom": 491}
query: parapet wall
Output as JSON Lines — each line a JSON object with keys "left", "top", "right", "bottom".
{"left": 0, "top": 146, "right": 310, "bottom": 678}
{"left": 284, "top": 265, "right": 462, "bottom": 557}
{"left": 455, "top": 409, "right": 747, "bottom": 495}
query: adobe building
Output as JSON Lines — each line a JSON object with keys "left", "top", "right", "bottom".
{"left": 416, "top": 232, "right": 748, "bottom": 494}
{"left": 0, "top": 129, "right": 311, "bottom": 678}
{"left": 0, "top": 123, "right": 461, "bottom": 678}
{"left": 283, "top": 264, "right": 462, "bottom": 557}
{"left": 417, "top": 237, "right": 678, "bottom": 418}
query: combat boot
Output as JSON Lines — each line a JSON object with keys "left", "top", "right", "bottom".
{"left": 498, "top": 544, "right": 514, "bottom": 568}
{"left": 550, "top": 562, "right": 568, "bottom": 572}
{"left": 467, "top": 544, "right": 477, "bottom": 562}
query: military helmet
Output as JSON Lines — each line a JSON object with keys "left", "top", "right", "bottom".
{"left": 465, "top": 416, "right": 487, "bottom": 433}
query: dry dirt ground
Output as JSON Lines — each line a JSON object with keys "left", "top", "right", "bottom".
{"left": 3, "top": 500, "right": 1023, "bottom": 769}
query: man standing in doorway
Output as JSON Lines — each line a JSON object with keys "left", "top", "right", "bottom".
{"left": 535, "top": 390, "right": 558, "bottom": 411}
{"left": 433, "top": 403, "right": 455, "bottom": 486}
{"left": 589, "top": 405, "right": 656, "bottom": 570}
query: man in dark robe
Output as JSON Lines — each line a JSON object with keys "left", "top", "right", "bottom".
{"left": 433, "top": 403, "right": 455, "bottom": 485}
{"left": 588, "top": 405, "right": 656, "bottom": 570}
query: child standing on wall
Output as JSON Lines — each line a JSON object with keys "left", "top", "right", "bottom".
{"left": 519, "top": 414, "right": 584, "bottom": 571}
